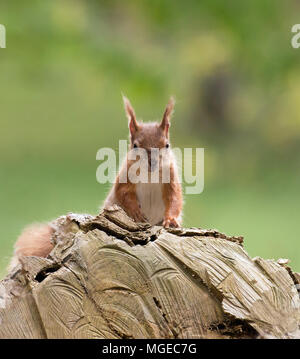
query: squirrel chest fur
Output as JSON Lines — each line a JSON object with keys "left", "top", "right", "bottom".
{"left": 136, "top": 183, "right": 165, "bottom": 225}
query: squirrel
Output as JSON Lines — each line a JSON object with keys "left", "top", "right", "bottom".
{"left": 104, "top": 96, "right": 183, "bottom": 227}
{"left": 8, "top": 96, "right": 183, "bottom": 271}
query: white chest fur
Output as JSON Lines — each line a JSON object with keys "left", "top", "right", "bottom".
{"left": 136, "top": 183, "right": 165, "bottom": 225}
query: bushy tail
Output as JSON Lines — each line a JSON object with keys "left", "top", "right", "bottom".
{"left": 8, "top": 223, "right": 54, "bottom": 272}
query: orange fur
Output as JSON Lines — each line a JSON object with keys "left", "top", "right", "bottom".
{"left": 162, "top": 164, "right": 183, "bottom": 228}
{"left": 8, "top": 224, "right": 54, "bottom": 271}
{"left": 114, "top": 179, "right": 146, "bottom": 223}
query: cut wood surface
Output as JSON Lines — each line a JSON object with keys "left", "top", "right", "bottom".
{"left": 0, "top": 206, "right": 299, "bottom": 339}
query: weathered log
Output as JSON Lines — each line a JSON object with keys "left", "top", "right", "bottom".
{"left": 0, "top": 206, "right": 299, "bottom": 339}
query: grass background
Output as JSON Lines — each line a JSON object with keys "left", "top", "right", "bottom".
{"left": 1, "top": 0, "right": 300, "bottom": 277}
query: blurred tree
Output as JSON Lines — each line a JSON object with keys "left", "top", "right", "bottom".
{"left": 192, "top": 67, "right": 234, "bottom": 133}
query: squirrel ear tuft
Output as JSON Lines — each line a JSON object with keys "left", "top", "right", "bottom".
{"left": 160, "top": 96, "right": 175, "bottom": 136}
{"left": 122, "top": 95, "right": 139, "bottom": 135}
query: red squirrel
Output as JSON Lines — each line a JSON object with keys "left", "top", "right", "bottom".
{"left": 104, "top": 96, "right": 183, "bottom": 227}
{"left": 8, "top": 96, "right": 183, "bottom": 271}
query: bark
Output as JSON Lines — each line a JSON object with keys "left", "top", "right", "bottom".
{"left": 0, "top": 206, "right": 299, "bottom": 339}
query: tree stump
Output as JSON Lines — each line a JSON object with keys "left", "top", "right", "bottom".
{"left": 0, "top": 207, "right": 299, "bottom": 339}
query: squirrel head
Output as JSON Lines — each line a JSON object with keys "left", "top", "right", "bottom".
{"left": 122, "top": 95, "right": 175, "bottom": 172}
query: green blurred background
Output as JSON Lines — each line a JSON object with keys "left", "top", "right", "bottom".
{"left": 1, "top": 0, "right": 300, "bottom": 278}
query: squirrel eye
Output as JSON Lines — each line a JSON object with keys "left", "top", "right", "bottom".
{"left": 166, "top": 143, "right": 169, "bottom": 148}
{"left": 133, "top": 143, "right": 138, "bottom": 148}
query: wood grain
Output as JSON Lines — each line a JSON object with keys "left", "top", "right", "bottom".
{"left": 0, "top": 207, "right": 299, "bottom": 338}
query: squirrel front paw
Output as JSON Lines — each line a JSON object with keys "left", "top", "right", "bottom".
{"left": 163, "top": 217, "right": 180, "bottom": 228}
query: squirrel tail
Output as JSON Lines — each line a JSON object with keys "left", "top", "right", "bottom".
{"left": 7, "top": 223, "right": 54, "bottom": 272}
